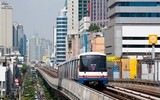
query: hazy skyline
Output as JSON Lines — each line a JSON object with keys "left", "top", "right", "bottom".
{"left": 4, "top": 0, "right": 65, "bottom": 41}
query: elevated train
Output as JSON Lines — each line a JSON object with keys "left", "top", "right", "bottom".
{"left": 58, "top": 52, "right": 108, "bottom": 85}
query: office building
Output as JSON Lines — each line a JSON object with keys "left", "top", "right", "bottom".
{"left": 79, "top": 0, "right": 90, "bottom": 21}
{"left": 29, "top": 34, "right": 41, "bottom": 62}
{"left": 66, "top": 0, "right": 90, "bottom": 59}
{"left": 17, "top": 24, "right": 27, "bottom": 56}
{"left": 106, "top": 0, "right": 160, "bottom": 58}
{"left": 55, "top": 6, "right": 67, "bottom": 64}
{"left": 13, "top": 23, "right": 18, "bottom": 51}
{"left": 29, "top": 34, "right": 53, "bottom": 62}
{"left": 79, "top": 17, "right": 90, "bottom": 53}
{"left": 0, "top": 2, "right": 13, "bottom": 55}
{"left": 90, "top": 0, "right": 108, "bottom": 27}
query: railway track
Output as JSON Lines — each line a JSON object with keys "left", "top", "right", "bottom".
{"left": 38, "top": 67, "right": 160, "bottom": 100}
{"left": 39, "top": 67, "right": 58, "bottom": 78}
{"left": 103, "top": 85, "right": 160, "bottom": 100}
{"left": 109, "top": 79, "right": 160, "bottom": 87}
{"left": 109, "top": 82, "right": 160, "bottom": 98}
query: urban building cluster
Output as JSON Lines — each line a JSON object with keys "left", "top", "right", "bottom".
{"left": 0, "top": 2, "right": 27, "bottom": 98}
{"left": 53, "top": 0, "right": 107, "bottom": 65}
{"left": 0, "top": 2, "right": 53, "bottom": 98}
{"left": 54, "top": 0, "right": 160, "bottom": 63}
{"left": 29, "top": 34, "right": 53, "bottom": 65}
{"left": 53, "top": 0, "right": 160, "bottom": 80}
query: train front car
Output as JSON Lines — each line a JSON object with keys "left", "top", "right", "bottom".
{"left": 77, "top": 52, "right": 108, "bottom": 86}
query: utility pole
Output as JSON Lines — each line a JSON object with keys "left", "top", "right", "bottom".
{"left": 148, "top": 34, "right": 158, "bottom": 81}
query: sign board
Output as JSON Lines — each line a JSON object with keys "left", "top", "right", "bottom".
{"left": 113, "top": 72, "right": 120, "bottom": 79}
{"left": 14, "top": 78, "right": 19, "bottom": 83}
{"left": 107, "top": 56, "right": 120, "bottom": 62}
{"left": 148, "top": 34, "right": 158, "bottom": 44}
{"left": 113, "top": 65, "right": 120, "bottom": 72}
{"left": 15, "top": 83, "right": 19, "bottom": 86}
{"left": 17, "top": 64, "right": 23, "bottom": 68}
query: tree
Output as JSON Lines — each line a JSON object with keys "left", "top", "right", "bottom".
{"left": 87, "top": 24, "right": 100, "bottom": 32}
{"left": 21, "top": 64, "right": 28, "bottom": 75}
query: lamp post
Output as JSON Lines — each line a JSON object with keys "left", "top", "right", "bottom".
{"left": 148, "top": 34, "right": 158, "bottom": 81}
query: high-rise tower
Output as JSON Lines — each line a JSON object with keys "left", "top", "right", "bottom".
{"left": 66, "top": 0, "right": 90, "bottom": 59}
{"left": 90, "top": 0, "right": 108, "bottom": 27}
{"left": 0, "top": 2, "right": 13, "bottom": 55}
{"left": 55, "top": 6, "right": 67, "bottom": 64}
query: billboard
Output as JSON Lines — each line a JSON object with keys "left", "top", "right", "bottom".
{"left": 107, "top": 56, "right": 120, "bottom": 62}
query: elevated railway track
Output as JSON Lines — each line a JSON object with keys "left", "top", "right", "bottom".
{"left": 103, "top": 85, "right": 160, "bottom": 100}
{"left": 38, "top": 67, "right": 160, "bottom": 100}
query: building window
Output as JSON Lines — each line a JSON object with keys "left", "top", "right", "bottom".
{"left": 57, "top": 41, "right": 65, "bottom": 43}
{"left": 57, "top": 48, "right": 66, "bottom": 51}
{"left": 57, "top": 52, "right": 66, "bottom": 55}
{"left": 118, "top": 2, "right": 160, "bottom": 6}
{"left": 57, "top": 60, "right": 65, "bottom": 62}
{"left": 123, "top": 45, "right": 160, "bottom": 48}
{"left": 68, "top": 41, "right": 72, "bottom": 50}
{"left": 118, "top": 13, "right": 160, "bottom": 17}
{"left": 57, "top": 18, "right": 67, "bottom": 20}
{"left": 57, "top": 44, "right": 66, "bottom": 47}
{"left": 57, "top": 56, "right": 66, "bottom": 58}
{"left": 57, "top": 22, "right": 67, "bottom": 24}
{"left": 57, "top": 37, "right": 66, "bottom": 39}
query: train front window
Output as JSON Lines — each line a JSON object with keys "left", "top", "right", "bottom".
{"left": 80, "top": 55, "right": 107, "bottom": 72}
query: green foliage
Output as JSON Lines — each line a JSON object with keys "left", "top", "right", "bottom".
{"left": 38, "top": 77, "right": 53, "bottom": 100}
{"left": 21, "top": 64, "right": 28, "bottom": 75}
{"left": 87, "top": 24, "right": 100, "bottom": 32}
{"left": 22, "top": 71, "right": 35, "bottom": 99}
{"left": 22, "top": 97, "right": 33, "bottom": 100}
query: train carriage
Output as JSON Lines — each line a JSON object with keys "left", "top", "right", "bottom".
{"left": 58, "top": 52, "right": 108, "bottom": 85}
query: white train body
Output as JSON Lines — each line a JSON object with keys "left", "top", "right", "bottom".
{"left": 58, "top": 52, "right": 108, "bottom": 85}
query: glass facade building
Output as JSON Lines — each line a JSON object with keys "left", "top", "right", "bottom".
{"left": 56, "top": 7, "right": 67, "bottom": 64}
{"left": 79, "top": 0, "right": 90, "bottom": 21}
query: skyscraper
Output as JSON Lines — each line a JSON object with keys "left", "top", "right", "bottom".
{"left": 13, "top": 23, "right": 18, "bottom": 51}
{"left": 0, "top": 2, "right": 13, "bottom": 55}
{"left": 55, "top": 6, "right": 67, "bottom": 64}
{"left": 17, "top": 24, "right": 24, "bottom": 46}
{"left": 29, "top": 34, "right": 41, "bottom": 62}
{"left": 78, "top": 0, "right": 90, "bottom": 21}
{"left": 29, "top": 34, "right": 53, "bottom": 62}
{"left": 66, "top": 0, "right": 90, "bottom": 59}
{"left": 17, "top": 24, "right": 27, "bottom": 56}
{"left": 90, "top": 0, "right": 107, "bottom": 27}
{"left": 106, "top": 0, "right": 160, "bottom": 58}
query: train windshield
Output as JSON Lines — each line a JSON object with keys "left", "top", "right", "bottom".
{"left": 80, "top": 55, "right": 107, "bottom": 72}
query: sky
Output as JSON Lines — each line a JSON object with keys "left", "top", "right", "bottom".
{"left": 4, "top": 0, "right": 65, "bottom": 41}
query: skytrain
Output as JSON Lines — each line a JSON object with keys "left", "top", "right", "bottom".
{"left": 58, "top": 52, "right": 108, "bottom": 86}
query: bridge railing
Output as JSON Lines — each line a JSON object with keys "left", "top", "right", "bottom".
{"left": 37, "top": 68, "right": 116, "bottom": 100}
